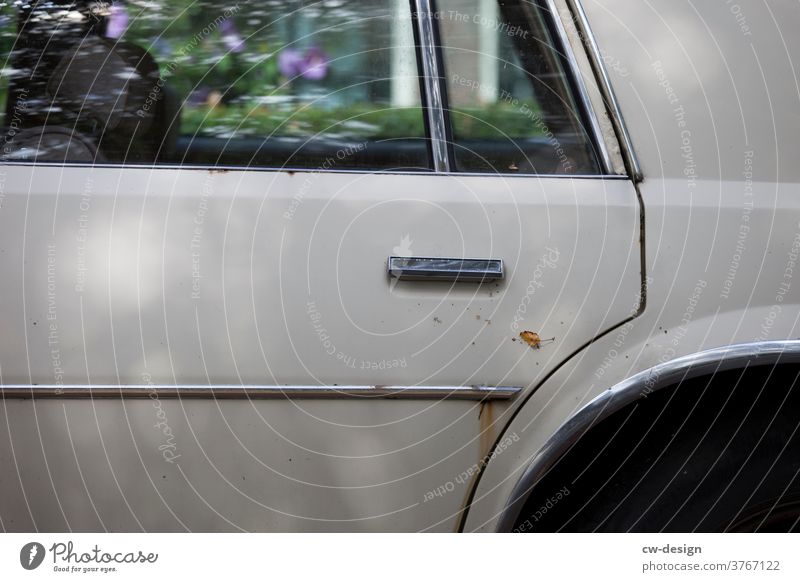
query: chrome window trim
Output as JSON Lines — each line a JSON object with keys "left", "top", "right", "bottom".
{"left": 496, "top": 340, "right": 800, "bottom": 531}
{"left": 413, "top": 0, "right": 451, "bottom": 172}
{"left": 0, "top": 160, "right": 436, "bottom": 173}
{"left": 543, "top": 0, "right": 613, "bottom": 175}
{"left": 0, "top": 160, "right": 630, "bottom": 179}
{"left": 434, "top": 172, "right": 629, "bottom": 180}
{"left": 565, "top": 0, "right": 643, "bottom": 181}
{"left": 0, "top": 384, "right": 521, "bottom": 401}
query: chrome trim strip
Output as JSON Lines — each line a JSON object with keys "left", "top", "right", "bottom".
{"left": 496, "top": 340, "right": 800, "bottom": 531}
{"left": 413, "top": 0, "right": 451, "bottom": 172}
{"left": 544, "top": 0, "right": 613, "bottom": 175}
{"left": 1, "top": 384, "right": 522, "bottom": 401}
{"left": 442, "top": 172, "right": 628, "bottom": 180}
{"left": 566, "top": 0, "right": 643, "bottom": 181}
{"left": 0, "top": 162, "right": 628, "bottom": 180}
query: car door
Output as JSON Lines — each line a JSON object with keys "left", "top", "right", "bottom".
{"left": 0, "top": 0, "right": 641, "bottom": 531}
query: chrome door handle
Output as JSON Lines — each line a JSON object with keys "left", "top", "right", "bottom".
{"left": 388, "top": 256, "right": 504, "bottom": 282}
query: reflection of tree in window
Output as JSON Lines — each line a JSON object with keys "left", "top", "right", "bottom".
{"left": 0, "top": 0, "right": 428, "bottom": 169}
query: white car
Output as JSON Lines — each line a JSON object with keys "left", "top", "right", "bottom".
{"left": 0, "top": 0, "right": 798, "bottom": 532}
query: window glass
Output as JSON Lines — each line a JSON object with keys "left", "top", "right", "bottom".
{"left": 437, "top": 0, "right": 601, "bottom": 174}
{"left": 0, "top": 0, "right": 428, "bottom": 170}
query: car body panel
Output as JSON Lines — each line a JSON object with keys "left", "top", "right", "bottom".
{"left": 0, "top": 160, "right": 639, "bottom": 531}
{"left": 462, "top": 0, "right": 800, "bottom": 531}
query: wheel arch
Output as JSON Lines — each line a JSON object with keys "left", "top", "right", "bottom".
{"left": 495, "top": 339, "right": 800, "bottom": 531}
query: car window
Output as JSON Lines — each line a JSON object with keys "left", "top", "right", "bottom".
{"left": 0, "top": 0, "right": 428, "bottom": 170}
{"left": 436, "top": 0, "right": 601, "bottom": 174}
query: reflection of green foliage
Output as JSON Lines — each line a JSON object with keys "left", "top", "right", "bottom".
{"left": 0, "top": 6, "right": 16, "bottom": 124}
{"left": 181, "top": 103, "right": 427, "bottom": 139}
{"left": 451, "top": 100, "right": 546, "bottom": 139}
{"left": 0, "top": 85, "right": 6, "bottom": 123}
{"left": 0, "top": 0, "right": 548, "bottom": 143}
{"left": 180, "top": 100, "right": 547, "bottom": 141}
{"left": 121, "top": 0, "right": 287, "bottom": 102}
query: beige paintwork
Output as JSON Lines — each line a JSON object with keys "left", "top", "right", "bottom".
{"left": 0, "top": 159, "right": 639, "bottom": 530}
{"left": 464, "top": 0, "right": 800, "bottom": 531}
{"left": 8, "top": 0, "right": 796, "bottom": 533}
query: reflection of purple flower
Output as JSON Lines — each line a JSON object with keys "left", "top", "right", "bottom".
{"left": 106, "top": 5, "right": 129, "bottom": 39}
{"left": 302, "top": 46, "right": 328, "bottom": 80}
{"left": 220, "top": 18, "right": 244, "bottom": 53}
{"left": 278, "top": 48, "right": 304, "bottom": 78}
{"left": 278, "top": 46, "right": 329, "bottom": 80}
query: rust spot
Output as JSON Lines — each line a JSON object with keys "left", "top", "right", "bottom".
{"left": 475, "top": 314, "right": 481, "bottom": 320}
{"left": 478, "top": 401, "right": 495, "bottom": 460}
{"left": 519, "top": 331, "right": 555, "bottom": 349}
{"left": 455, "top": 401, "right": 498, "bottom": 530}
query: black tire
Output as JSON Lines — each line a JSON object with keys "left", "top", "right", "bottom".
{"left": 514, "top": 366, "right": 800, "bottom": 532}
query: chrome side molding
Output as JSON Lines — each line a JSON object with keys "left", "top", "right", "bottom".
{"left": 496, "top": 340, "right": 800, "bottom": 531}
{"left": 0, "top": 384, "right": 522, "bottom": 401}
{"left": 388, "top": 256, "right": 504, "bottom": 282}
